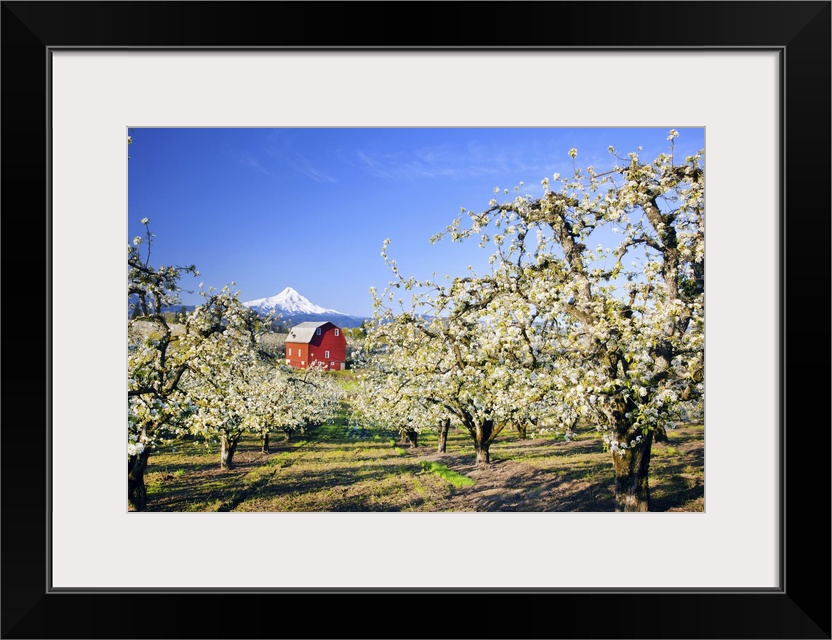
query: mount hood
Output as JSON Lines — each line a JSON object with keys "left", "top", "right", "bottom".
{"left": 242, "top": 287, "right": 367, "bottom": 328}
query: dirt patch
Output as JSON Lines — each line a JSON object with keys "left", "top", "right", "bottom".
{"left": 398, "top": 441, "right": 618, "bottom": 512}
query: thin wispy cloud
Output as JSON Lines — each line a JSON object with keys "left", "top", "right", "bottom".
{"left": 284, "top": 155, "right": 337, "bottom": 184}
{"left": 354, "top": 139, "right": 556, "bottom": 184}
{"left": 355, "top": 150, "right": 396, "bottom": 180}
{"left": 263, "top": 137, "right": 337, "bottom": 184}
{"left": 230, "top": 151, "right": 273, "bottom": 177}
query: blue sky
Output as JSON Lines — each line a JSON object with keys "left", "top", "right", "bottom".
{"left": 128, "top": 127, "right": 704, "bottom": 317}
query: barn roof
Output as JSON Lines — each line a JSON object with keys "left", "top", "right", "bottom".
{"left": 286, "top": 321, "right": 336, "bottom": 344}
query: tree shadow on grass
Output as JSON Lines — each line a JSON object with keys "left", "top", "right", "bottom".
{"left": 237, "top": 458, "right": 426, "bottom": 501}
{"left": 146, "top": 426, "right": 703, "bottom": 513}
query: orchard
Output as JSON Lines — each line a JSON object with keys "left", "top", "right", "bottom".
{"left": 128, "top": 131, "right": 704, "bottom": 513}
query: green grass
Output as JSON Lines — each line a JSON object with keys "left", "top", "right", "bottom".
{"left": 419, "top": 460, "right": 476, "bottom": 488}
{"left": 142, "top": 421, "right": 704, "bottom": 512}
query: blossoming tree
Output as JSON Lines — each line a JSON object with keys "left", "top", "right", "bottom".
{"left": 128, "top": 219, "right": 275, "bottom": 507}
{"left": 364, "top": 131, "right": 704, "bottom": 511}
{"left": 185, "top": 325, "right": 344, "bottom": 465}
{"left": 264, "top": 362, "right": 344, "bottom": 445}
{"left": 128, "top": 220, "right": 236, "bottom": 509}
{"left": 361, "top": 253, "right": 553, "bottom": 464}
{"left": 351, "top": 339, "right": 454, "bottom": 450}
{"left": 183, "top": 307, "right": 269, "bottom": 470}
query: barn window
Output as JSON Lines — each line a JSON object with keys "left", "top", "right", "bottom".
{"left": 334, "top": 329, "right": 339, "bottom": 336}
{"left": 331, "top": 362, "right": 335, "bottom": 367}
{"left": 316, "top": 328, "right": 322, "bottom": 335}
{"left": 325, "top": 350, "right": 330, "bottom": 358}
{"left": 288, "top": 347, "right": 292, "bottom": 356}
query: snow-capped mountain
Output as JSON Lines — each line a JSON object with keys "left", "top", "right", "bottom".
{"left": 244, "top": 287, "right": 340, "bottom": 316}
{"left": 242, "top": 287, "right": 368, "bottom": 328}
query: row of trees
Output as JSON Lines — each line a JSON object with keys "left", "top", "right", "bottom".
{"left": 352, "top": 132, "right": 704, "bottom": 512}
{"left": 127, "top": 220, "right": 343, "bottom": 511}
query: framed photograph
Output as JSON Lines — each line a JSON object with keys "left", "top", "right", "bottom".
{"left": 2, "top": 2, "right": 829, "bottom": 638}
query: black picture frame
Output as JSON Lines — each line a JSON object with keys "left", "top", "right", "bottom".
{"left": 2, "top": 2, "right": 829, "bottom": 638}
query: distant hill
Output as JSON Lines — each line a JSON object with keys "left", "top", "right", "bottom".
{"left": 128, "top": 287, "right": 370, "bottom": 329}
{"left": 127, "top": 294, "right": 196, "bottom": 318}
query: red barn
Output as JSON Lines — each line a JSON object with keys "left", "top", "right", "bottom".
{"left": 285, "top": 321, "right": 347, "bottom": 371}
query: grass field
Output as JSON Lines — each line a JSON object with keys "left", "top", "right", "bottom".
{"left": 143, "top": 416, "right": 704, "bottom": 512}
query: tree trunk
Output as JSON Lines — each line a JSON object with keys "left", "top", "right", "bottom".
{"left": 611, "top": 430, "right": 654, "bottom": 511}
{"left": 220, "top": 434, "right": 240, "bottom": 470}
{"left": 515, "top": 421, "right": 527, "bottom": 439}
{"left": 128, "top": 448, "right": 151, "bottom": 511}
{"left": 437, "top": 418, "right": 450, "bottom": 453}
{"left": 406, "top": 429, "right": 418, "bottom": 448}
{"left": 565, "top": 419, "right": 577, "bottom": 440}
{"left": 474, "top": 442, "right": 491, "bottom": 464}
{"left": 654, "top": 425, "right": 669, "bottom": 443}
{"left": 465, "top": 417, "right": 497, "bottom": 466}
{"left": 261, "top": 433, "right": 270, "bottom": 453}
{"left": 474, "top": 418, "right": 495, "bottom": 465}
